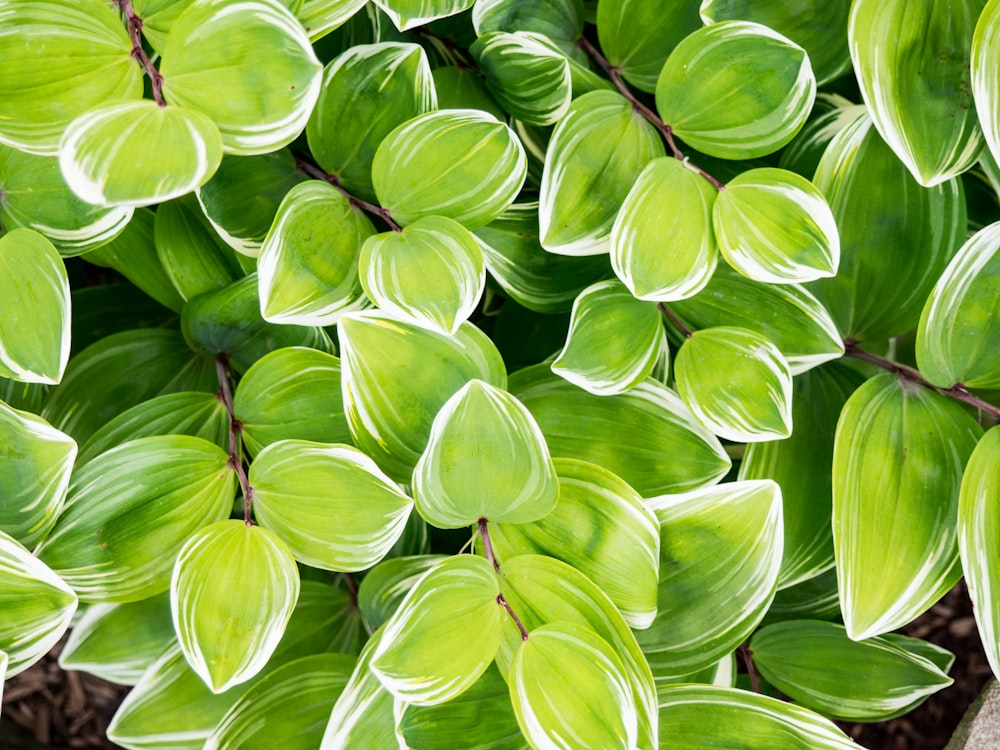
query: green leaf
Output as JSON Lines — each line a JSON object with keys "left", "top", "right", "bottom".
{"left": 41, "top": 329, "right": 216, "bottom": 445}
{"left": 496, "top": 554, "right": 658, "bottom": 750}
{"left": 974, "top": 0, "right": 1000, "bottom": 169}
{"left": 833, "top": 372, "right": 982, "bottom": 640}
{"left": 849, "top": 0, "right": 985, "bottom": 186}
{"left": 473, "top": 0, "right": 584, "bottom": 59}
{"left": 35, "top": 435, "right": 236, "bottom": 602}
{"left": 740, "top": 363, "right": 864, "bottom": 588}
{"left": 181, "top": 274, "right": 334, "bottom": 372}
{"left": 433, "top": 65, "right": 508, "bottom": 121}
{"left": 491, "top": 458, "right": 659, "bottom": 628}
{"left": 471, "top": 31, "right": 572, "bottom": 126}
{"left": 160, "top": 0, "right": 322, "bottom": 155}
{"left": 655, "top": 21, "right": 815, "bottom": 159}
{"left": 958, "top": 426, "right": 1000, "bottom": 679}
{"left": 172, "top": 519, "right": 300, "bottom": 693}
{"left": 0, "top": 399, "right": 76, "bottom": 547}
{"left": 0, "top": 0, "right": 142, "bottom": 154}
{"left": 475, "top": 201, "right": 611, "bottom": 314}
{"left": 713, "top": 167, "right": 839, "bottom": 283}
{"left": 674, "top": 326, "right": 793, "bottom": 442}
{"left": 399, "top": 662, "right": 529, "bottom": 750}
{"left": 669, "top": 265, "right": 844, "bottom": 375}
{"left": 251, "top": 440, "right": 413, "bottom": 571}
{"left": 338, "top": 309, "right": 507, "bottom": 481}
{"left": 0, "top": 530, "right": 77, "bottom": 676}
{"left": 0, "top": 229, "right": 71, "bottom": 384}
{"left": 205, "top": 653, "right": 356, "bottom": 750}
{"left": 413, "top": 379, "right": 558, "bottom": 528}
{"left": 372, "top": 109, "right": 527, "bottom": 229}
{"left": 371, "top": 555, "right": 504, "bottom": 705}
{"left": 69, "top": 284, "right": 176, "bottom": 356}
{"left": 59, "top": 101, "right": 223, "bottom": 208}
{"left": 656, "top": 685, "right": 862, "bottom": 749}
{"left": 539, "top": 90, "right": 664, "bottom": 255}
{"left": 809, "top": 112, "right": 966, "bottom": 342}
{"left": 750, "top": 620, "right": 952, "bottom": 721}
{"left": 778, "top": 96, "right": 868, "bottom": 179}
{"left": 233, "top": 347, "right": 351, "bottom": 457}
{"left": 298, "top": 0, "right": 369, "bottom": 40}
{"left": 761, "top": 567, "right": 841, "bottom": 628}
{"left": 258, "top": 181, "right": 375, "bottom": 325}
{"left": 509, "top": 622, "right": 638, "bottom": 750}
{"left": 373, "top": 0, "right": 474, "bottom": 30}
{"left": 358, "top": 554, "right": 447, "bottom": 631}
{"left": 58, "top": 592, "right": 175, "bottom": 685}
{"left": 360, "top": 215, "right": 485, "bottom": 335}
{"left": 551, "top": 279, "right": 665, "bottom": 395}
{"left": 611, "top": 156, "right": 718, "bottom": 301}
{"left": 76, "top": 391, "right": 229, "bottom": 467}
{"left": 510, "top": 364, "right": 730, "bottom": 495}
{"left": 638, "top": 480, "right": 783, "bottom": 678}
{"left": 0, "top": 143, "right": 132, "bottom": 256}
{"left": 916, "top": 220, "right": 1000, "bottom": 389}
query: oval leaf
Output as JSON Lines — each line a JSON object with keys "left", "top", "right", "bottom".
{"left": 974, "top": 0, "right": 1000, "bottom": 170}
{"left": 358, "top": 554, "right": 447, "bottom": 632}
{"left": 373, "top": 0, "right": 475, "bottom": 31}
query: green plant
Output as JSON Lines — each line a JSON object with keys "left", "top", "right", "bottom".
{"left": 1, "top": 0, "right": 1000, "bottom": 747}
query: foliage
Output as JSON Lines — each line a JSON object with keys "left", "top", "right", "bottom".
{"left": 1, "top": 0, "right": 1000, "bottom": 747}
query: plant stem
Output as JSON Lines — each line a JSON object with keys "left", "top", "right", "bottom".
{"left": 293, "top": 156, "right": 402, "bottom": 231}
{"left": 739, "top": 643, "right": 760, "bottom": 693}
{"left": 659, "top": 302, "right": 692, "bottom": 339}
{"left": 478, "top": 518, "right": 529, "bottom": 641}
{"left": 497, "top": 593, "right": 529, "bottom": 642}
{"left": 115, "top": 0, "right": 165, "bottom": 107}
{"left": 575, "top": 37, "right": 725, "bottom": 191}
{"left": 843, "top": 340, "right": 1000, "bottom": 421}
{"left": 216, "top": 355, "right": 254, "bottom": 526}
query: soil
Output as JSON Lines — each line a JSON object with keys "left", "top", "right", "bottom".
{"left": 0, "top": 582, "right": 992, "bottom": 749}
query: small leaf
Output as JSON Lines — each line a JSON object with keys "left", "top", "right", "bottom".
{"left": 713, "top": 167, "right": 839, "bottom": 283}
{"left": 172, "top": 519, "right": 300, "bottom": 693}
{"left": 611, "top": 156, "right": 718, "bottom": 301}
{"left": 833, "top": 373, "right": 982, "bottom": 640}
{"left": 674, "top": 326, "right": 793, "bottom": 442}
{"left": 373, "top": 0, "right": 475, "bottom": 31}
{"left": 655, "top": 21, "right": 815, "bottom": 159}
{"left": 761, "top": 567, "right": 841, "bottom": 628}
{"left": 372, "top": 109, "right": 527, "bottom": 229}
{"left": 551, "top": 279, "right": 666, "bottom": 395}
{"left": 358, "top": 554, "right": 447, "bottom": 631}
{"left": 509, "top": 622, "right": 638, "bottom": 750}
{"left": 0, "top": 229, "right": 71, "bottom": 384}
{"left": 297, "top": 0, "right": 369, "bottom": 41}
{"left": 473, "top": 0, "right": 584, "bottom": 60}
{"left": 974, "top": 0, "right": 1000, "bottom": 169}
{"left": 360, "top": 215, "right": 485, "bottom": 334}
{"left": 371, "top": 555, "right": 504, "bottom": 705}
{"left": 413, "top": 379, "right": 558, "bottom": 528}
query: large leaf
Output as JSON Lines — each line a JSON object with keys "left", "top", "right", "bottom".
{"left": 358, "top": 554, "right": 447, "bottom": 631}
{"left": 491, "top": 458, "right": 660, "bottom": 629}
{"left": 509, "top": 364, "right": 730, "bottom": 496}
{"left": 509, "top": 622, "right": 638, "bottom": 750}
{"left": 233, "top": 347, "right": 351, "bottom": 457}
{"left": 0, "top": 0, "right": 142, "bottom": 154}
{"left": 638, "top": 480, "right": 783, "bottom": 679}
{"left": 610, "top": 156, "right": 718, "bottom": 302}
{"left": 372, "top": 109, "right": 527, "bottom": 229}
{"left": 833, "top": 372, "right": 982, "bottom": 640}
{"left": 539, "top": 90, "right": 664, "bottom": 255}
{"left": 371, "top": 555, "right": 504, "bottom": 705}
{"left": 473, "top": 0, "right": 584, "bottom": 60}
{"left": 849, "top": 0, "right": 985, "bottom": 186}
{"left": 551, "top": 279, "right": 666, "bottom": 395}
{"left": 338, "top": 309, "right": 507, "bottom": 481}
{"left": 413, "top": 379, "right": 558, "bottom": 528}
{"left": 35, "top": 435, "right": 236, "bottom": 602}
{"left": 0, "top": 530, "right": 77, "bottom": 676}
{"left": 298, "top": 0, "right": 369, "bottom": 40}
{"left": 373, "top": 0, "right": 475, "bottom": 30}
{"left": 59, "top": 101, "right": 223, "bottom": 208}
{"left": 0, "top": 229, "right": 71, "bottom": 384}
{"left": 916, "top": 220, "right": 1000, "bottom": 389}
{"left": 974, "top": 0, "right": 1000, "bottom": 169}
{"left": 258, "top": 180, "right": 375, "bottom": 325}
{"left": 655, "top": 21, "right": 815, "bottom": 159}
{"left": 0, "top": 399, "right": 76, "bottom": 547}
{"left": 160, "top": 0, "right": 323, "bottom": 155}
{"left": 750, "top": 620, "right": 952, "bottom": 721}
{"left": 307, "top": 42, "right": 436, "bottom": 202}
{"left": 251, "top": 440, "right": 413, "bottom": 571}
{"left": 809, "top": 112, "right": 966, "bottom": 342}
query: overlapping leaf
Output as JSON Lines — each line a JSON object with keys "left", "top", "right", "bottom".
{"left": 473, "top": 0, "right": 584, "bottom": 59}
{"left": 974, "top": 0, "right": 1000, "bottom": 168}
{"left": 373, "top": 0, "right": 475, "bottom": 31}
{"left": 297, "top": 0, "right": 368, "bottom": 40}
{"left": 357, "top": 554, "right": 447, "bottom": 631}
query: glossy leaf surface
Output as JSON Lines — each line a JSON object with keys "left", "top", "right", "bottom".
{"left": 373, "top": 0, "right": 475, "bottom": 30}
{"left": 974, "top": 0, "right": 1000, "bottom": 168}
{"left": 357, "top": 554, "right": 446, "bottom": 631}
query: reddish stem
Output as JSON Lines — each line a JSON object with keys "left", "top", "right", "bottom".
{"left": 115, "top": 0, "right": 165, "bottom": 107}
{"left": 478, "top": 518, "right": 529, "bottom": 641}
{"left": 294, "top": 157, "right": 402, "bottom": 231}
{"left": 659, "top": 302, "right": 692, "bottom": 339}
{"left": 739, "top": 643, "right": 760, "bottom": 693}
{"left": 216, "top": 355, "right": 254, "bottom": 526}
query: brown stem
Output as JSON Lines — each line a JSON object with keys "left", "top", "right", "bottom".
{"left": 216, "top": 355, "right": 254, "bottom": 526}
{"left": 659, "top": 302, "right": 692, "bottom": 339}
{"left": 575, "top": 37, "right": 725, "bottom": 191}
{"left": 843, "top": 340, "right": 1000, "bottom": 421}
{"left": 739, "top": 643, "right": 760, "bottom": 693}
{"left": 115, "top": 0, "right": 165, "bottom": 107}
{"left": 498, "top": 593, "right": 529, "bottom": 642}
{"left": 477, "top": 519, "right": 529, "bottom": 641}
{"left": 294, "top": 156, "right": 402, "bottom": 231}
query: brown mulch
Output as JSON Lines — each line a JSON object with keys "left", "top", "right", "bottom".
{"left": 0, "top": 584, "right": 992, "bottom": 749}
